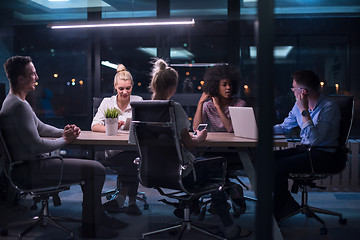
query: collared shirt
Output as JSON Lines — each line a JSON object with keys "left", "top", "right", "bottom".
{"left": 202, "top": 97, "right": 246, "bottom": 132}
{"left": 91, "top": 94, "right": 143, "bottom": 130}
{"left": 274, "top": 95, "right": 340, "bottom": 147}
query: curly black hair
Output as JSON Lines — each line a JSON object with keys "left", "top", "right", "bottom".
{"left": 202, "top": 64, "right": 240, "bottom": 97}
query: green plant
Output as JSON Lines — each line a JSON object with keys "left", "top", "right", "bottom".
{"left": 104, "top": 107, "right": 121, "bottom": 118}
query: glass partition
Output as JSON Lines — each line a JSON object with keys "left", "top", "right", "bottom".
{"left": 2, "top": 0, "right": 359, "bottom": 135}
{"left": 12, "top": 26, "right": 89, "bottom": 129}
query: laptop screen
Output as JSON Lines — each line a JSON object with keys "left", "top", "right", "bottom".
{"left": 229, "top": 107, "right": 258, "bottom": 139}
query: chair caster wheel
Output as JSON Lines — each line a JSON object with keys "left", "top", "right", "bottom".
{"left": 339, "top": 218, "right": 347, "bottom": 225}
{"left": 320, "top": 227, "right": 327, "bottom": 235}
{"left": 0, "top": 229, "right": 8, "bottom": 236}
{"left": 144, "top": 204, "right": 149, "bottom": 210}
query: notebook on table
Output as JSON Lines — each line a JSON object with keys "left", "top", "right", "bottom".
{"left": 229, "top": 106, "right": 258, "bottom": 140}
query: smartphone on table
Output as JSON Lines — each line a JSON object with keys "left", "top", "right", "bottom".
{"left": 193, "top": 124, "right": 208, "bottom": 137}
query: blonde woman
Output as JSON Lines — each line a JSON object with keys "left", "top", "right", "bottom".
{"left": 91, "top": 64, "right": 143, "bottom": 215}
{"left": 130, "top": 59, "right": 251, "bottom": 239}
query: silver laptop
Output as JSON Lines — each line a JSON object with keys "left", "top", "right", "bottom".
{"left": 229, "top": 107, "right": 258, "bottom": 139}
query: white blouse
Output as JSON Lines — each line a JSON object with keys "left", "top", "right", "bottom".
{"left": 91, "top": 95, "right": 143, "bottom": 130}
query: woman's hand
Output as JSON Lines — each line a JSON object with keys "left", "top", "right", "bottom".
{"left": 193, "top": 92, "right": 211, "bottom": 131}
{"left": 195, "top": 128, "right": 207, "bottom": 142}
{"left": 118, "top": 120, "right": 125, "bottom": 129}
{"left": 180, "top": 128, "right": 207, "bottom": 150}
{"left": 199, "top": 92, "right": 211, "bottom": 104}
{"left": 211, "top": 96, "right": 221, "bottom": 109}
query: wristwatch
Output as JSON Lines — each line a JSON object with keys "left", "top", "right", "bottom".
{"left": 301, "top": 110, "right": 309, "bottom": 117}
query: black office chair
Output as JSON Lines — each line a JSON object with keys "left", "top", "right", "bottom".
{"left": 284, "top": 95, "right": 354, "bottom": 235}
{"left": 131, "top": 100, "right": 228, "bottom": 240}
{"left": 0, "top": 130, "right": 81, "bottom": 240}
{"left": 92, "top": 97, "right": 148, "bottom": 210}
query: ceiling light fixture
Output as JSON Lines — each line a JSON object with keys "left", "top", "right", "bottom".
{"left": 48, "top": 18, "right": 195, "bottom": 29}
{"left": 170, "top": 63, "right": 226, "bottom": 67}
{"left": 101, "top": 61, "right": 118, "bottom": 70}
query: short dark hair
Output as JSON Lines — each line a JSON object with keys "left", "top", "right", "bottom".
{"left": 3, "top": 56, "right": 32, "bottom": 90}
{"left": 202, "top": 64, "right": 240, "bottom": 97}
{"left": 292, "top": 70, "right": 320, "bottom": 92}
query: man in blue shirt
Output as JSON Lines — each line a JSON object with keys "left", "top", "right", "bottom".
{"left": 273, "top": 70, "right": 341, "bottom": 222}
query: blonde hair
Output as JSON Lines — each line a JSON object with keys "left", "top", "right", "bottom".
{"left": 114, "top": 64, "right": 133, "bottom": 88}
{"left": 149, "top": 59, "right": 178, "bottom": 98}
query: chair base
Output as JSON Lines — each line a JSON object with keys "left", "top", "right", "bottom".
{"left": 230, "top": 174, "right": 257, "bottom": 203}
{"left": 102, "top": 189, "right": 149, "bottom": 210}
{"left": 280, "top": 184, "right": 347, "bottom": 235}
{"left": 141, "top": 208, "right": 225, "bottom": 240}
{"left": 280, "top": 203, "right": 347, "bottom": 235}
{"left": 0, "top": 199, "right": 81, "bottom": 239}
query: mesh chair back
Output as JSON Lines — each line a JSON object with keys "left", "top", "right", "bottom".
{"left": 131, "top": 100, "right": 183, "bottom": 190}
{"left": 0, "top": 130, "right": 12, "bottom": 184}
{"left": 93, "top": 97, "right": 104, "bottom": 117}
{"left": 326, "top": 95, "right": 354, "bottom": 173}
{"left": 310, "top": 95, "right": 354, "bottom": 174}
{"left": 330, "top": 95, "right": 354, "bottom": 147}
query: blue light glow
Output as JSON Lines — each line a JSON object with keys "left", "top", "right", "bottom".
{"left": 137, "top": 47, "right": 194, "bottom": 59}
{"left": 249, "top": 46, "right": 294, "bottom": 59}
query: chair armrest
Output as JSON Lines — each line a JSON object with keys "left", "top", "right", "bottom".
{"left": 191, "top": 156, "right": 227, "bottom": 192}
{"left": 30, "top": 156, "right": 65, "bottom": 189}
{"left": 192, "top": 156, "right": 226, "bottom": 165}
{"left": 308, "top": 145, "right": 349, "bottom": 153}
{"left": 306, "top": 145, "right": 348, "bottom": 174}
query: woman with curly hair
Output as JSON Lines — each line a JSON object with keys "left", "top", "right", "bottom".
{"left": 193, "top": 64, "right": 246, "bottom": 132}
{"left": 193, "top": 64, "right": 247, "bottom": 216}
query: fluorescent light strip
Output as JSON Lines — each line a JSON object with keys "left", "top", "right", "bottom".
{"left": 101, "top": 61, "right": 118, "bottom": 70}
{"left": 49, "top": 18, "right": 195, "bottom": 29}
{"left": 170, "top": 63, "right": 223, "bottom": 67}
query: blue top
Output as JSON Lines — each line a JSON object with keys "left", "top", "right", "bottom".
{"left": 274, "top": 95, "right": 340, "bottom": 147}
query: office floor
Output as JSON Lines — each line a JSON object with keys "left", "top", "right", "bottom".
{"left": 0, "top": 175, "right": 360, "bottom": 240}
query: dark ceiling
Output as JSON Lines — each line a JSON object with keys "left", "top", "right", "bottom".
{"left": 0, "top": 0, "right": 359, "bottom": 24}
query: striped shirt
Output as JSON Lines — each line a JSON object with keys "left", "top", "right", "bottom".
{"left": 202, "top": 98, "right": 246, "bottom": 132}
